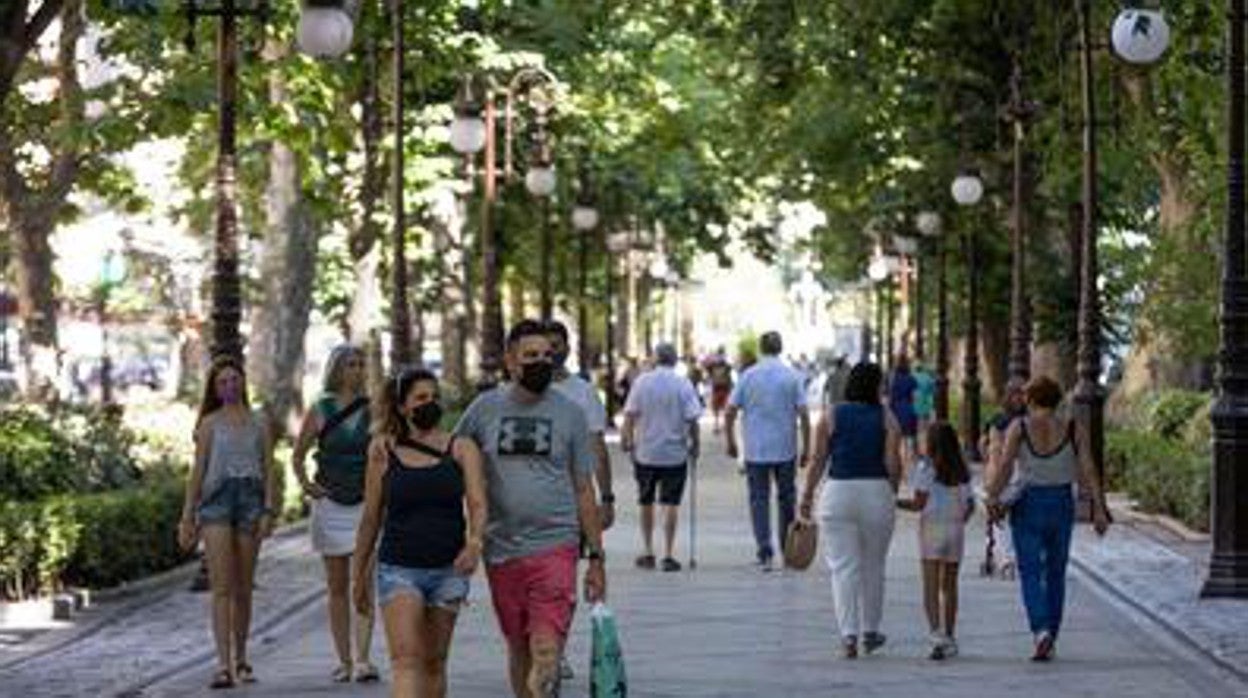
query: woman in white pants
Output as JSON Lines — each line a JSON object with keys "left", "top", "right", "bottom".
{"left": 800, "top": 362, "right": 902, "bottom": 658}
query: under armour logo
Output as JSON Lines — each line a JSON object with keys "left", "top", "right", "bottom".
{"left": 498, "top": 417, "right": 553, "bottom": 456}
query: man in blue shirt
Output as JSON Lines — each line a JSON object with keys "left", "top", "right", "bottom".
{"left": 725, "top": 332, "right": 811, "bottom": 570}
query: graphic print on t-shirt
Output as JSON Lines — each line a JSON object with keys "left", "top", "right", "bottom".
{"left": 498, "top": 417, "right": 553, "bottom": 456}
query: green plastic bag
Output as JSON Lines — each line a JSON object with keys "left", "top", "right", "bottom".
{"left": 590, "top": 602, "right": 627, "bottom": 697}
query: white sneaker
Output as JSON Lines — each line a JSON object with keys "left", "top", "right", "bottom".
{"left": 928, "top": 632, "right": 947, "bottom": 660}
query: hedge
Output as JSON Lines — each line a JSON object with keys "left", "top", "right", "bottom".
{"left": 1105, "top": 429, "right": 1209, "bottom": 533}
{"left": 0, "top": 405, "right": 142, "bottom": 503}
{"left": 0, "top": 478, "right": 192, "bottom": 600}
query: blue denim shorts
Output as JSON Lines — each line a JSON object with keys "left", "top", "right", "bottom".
{"left": 198, "top": 477, "right": 265, "bottom": 532}
{"left": 376, "top": 562, "right": 470, "bottom": 609}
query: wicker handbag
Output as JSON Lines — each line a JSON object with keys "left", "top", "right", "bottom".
{"left": 783, "top": 519, "right": 818, "bottom": 571}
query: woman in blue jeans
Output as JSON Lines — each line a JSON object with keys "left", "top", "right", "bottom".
{"left": 985, "top": 376, "right": 1109, "bottom": 662}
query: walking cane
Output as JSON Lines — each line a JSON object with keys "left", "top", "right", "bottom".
{"left": 688, "top": 455, "right": 698, "bottom": 571}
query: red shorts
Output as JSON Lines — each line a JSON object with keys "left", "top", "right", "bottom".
{"left": 711, "top": 386, "right": 730, "bottom": 411}
{"left": 486, "top": 544, "right": 579, "bottom": 647}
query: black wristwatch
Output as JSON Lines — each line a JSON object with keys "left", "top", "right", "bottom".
{"left": 584, "top": 543, "right": 605, "bottom": 562}
{"left": 600, "top": 492, "right": 616, "bottom": 505}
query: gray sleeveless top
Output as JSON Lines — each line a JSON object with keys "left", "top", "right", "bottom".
{"left": 201, "top": 412, "right": 265, "bottom": 500}
{"left": 1018, "top": 418, "right": 1077, "bottom": 487}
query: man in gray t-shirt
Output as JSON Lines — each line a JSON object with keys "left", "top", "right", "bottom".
{"left": 455, "top": 319, "right": 606, "bottom": 698}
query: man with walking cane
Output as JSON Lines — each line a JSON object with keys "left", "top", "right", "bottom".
{"left": 622, "top": 343, "right": 703, "bottom": 573}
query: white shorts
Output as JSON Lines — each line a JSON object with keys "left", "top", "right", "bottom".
{"left": 310, "top": 497, "right": 362, "bottom": 557}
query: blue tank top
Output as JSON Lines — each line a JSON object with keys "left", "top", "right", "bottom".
{"left": 827, "top": 403, "right": 888, "bottom": 480}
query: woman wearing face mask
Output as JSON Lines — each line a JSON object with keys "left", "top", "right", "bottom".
{"left": 353, "top": 367, "right": 486, "bottom": 698}
{"left": 290, "top": 345, "right": 378, "bottom": 682}
{"left": 177, "top": 356, "right": 277, "bottom": 689}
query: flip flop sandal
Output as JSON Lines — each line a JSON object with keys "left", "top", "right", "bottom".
{"left": 235, "top": 662, "right": 256, "bottom": 684}
{"left": 354, "top": 663, "right": 381, "bottom": 683}
{"left": 209, "top": 668, "right": 235, "bottom": 690}
{"left": 331, "top": 665, "right": 352, "bottom": 683}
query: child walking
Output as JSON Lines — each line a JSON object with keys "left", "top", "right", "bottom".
{"left": 897, "top": 421, "right": 974, "bottom": 660}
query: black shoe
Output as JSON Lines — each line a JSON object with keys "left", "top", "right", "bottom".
{"left": 862, "top": 632, "right": 887, "bottom": 654}
{"left": 661, "top": 557, "right": 682, "bottom": 572}
{"left": 634, "top": 554, "right": 656, "bottom": 570}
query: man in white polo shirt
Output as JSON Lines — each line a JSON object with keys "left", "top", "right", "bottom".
{"left": 725, "top": 331, "right": 811, "bottom": 571}
{"left": 622, "top": 342, "right": 703, "bottom": 572}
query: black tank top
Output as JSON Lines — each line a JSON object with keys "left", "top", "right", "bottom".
{"left": 378, "top": 436, "right": 466, "bottom": 569}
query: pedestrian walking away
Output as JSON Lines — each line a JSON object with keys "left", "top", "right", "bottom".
{"left": 799, "top": 362, "right": 902, "bottom": 660}
{"left": 912, "top": 361, "right": 936, "bottom": 441}
{"left": 353, "top": 366, "right": 487, "bottom": 698}
{"left": 887, "top": 354, "right": 919, "bottom": 467}
{"left": 705, "top": 347, "right": 733, "bottom": 434}
{"left": 176, "top": 356, "right": 278, "bottom": 690}
{"left": 623, "top": 342, "right": 704, "bottom": 573}
{"left": 545, "top": 319, "right": 616, "bottom": 682}
{"left": 897, "top": 421, "right": 975, "bottom": 660}
{"left": 455, "top": 320, "right": 607, "bottom": 698}
{"left": 724, "top": 331, "right": 811, "bottom": 571}
{"left": 985, "top": 376, "right": 1110, "bottom": 662}
{"left": 982, "top": 385, "right": 1027, "bottom": 579}
{"left": 289, "top": 344, "right": 379, "bottom": 683}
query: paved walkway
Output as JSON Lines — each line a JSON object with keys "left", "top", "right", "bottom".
{"left": 3, "top": 423, "right": 1247, "bottom": 697}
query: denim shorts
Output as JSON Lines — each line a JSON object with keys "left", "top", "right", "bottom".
{"left": 376, "top": 562, "right": 470, "bottom": 609}
{"left": 198, "top": 477, "right": 265, "bottom": 532}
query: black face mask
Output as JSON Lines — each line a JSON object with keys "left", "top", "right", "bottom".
{"left": 410, "top": 402, "right": 443, "bottom": 430}
{"left": 552, "top": 350, "right": 569, "bottom": 369}
{"left": 518, "top": 360, "right": 555, "bottom": 394}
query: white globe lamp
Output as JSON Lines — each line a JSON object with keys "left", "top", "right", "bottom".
{"left": 916, "top": 211, "right": 941, "bottom": 237}
{"left": 951, "top": 172, "right": 984, "bottom": 206}
{"left": 572, "top": 205, "right": 600, "bottom": 232}
{"left": 449, "top": 114, "right": 487, "bottom": 155}
{"left": 296, "top": 6, "right": 354, "bottom": 59}
{"left": 525, "top": 165, "right": 557, "bottom": 198}
{"left": 868, "top": 255, "right": 889, "bottom": 282}
{"left": 1111, "top": 9, "right": 1171, "bottom": 65}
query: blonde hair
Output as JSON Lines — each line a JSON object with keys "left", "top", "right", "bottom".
{"left": 322, "top": 344, "right": 365, "bottom": 394}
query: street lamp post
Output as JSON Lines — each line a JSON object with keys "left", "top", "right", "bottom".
{"left": 571, "top": 181, "right": 600, "bottom": 375}
{"left": 606, "top": 231, "right": 631, "bottom": 426}
{"left": 917, "top": 211, "right": 948, "bottom": 419}
{"left": 451, "top": 68, "right": 559, "bottom": 384}
{"left": 388, "top": 0, "right": 411, "bottom": 368}
{"left": 1203, "top": 0, "right": 1248, "bottom": 599}
{"left": 183, "top": 0, "right": 268, "bottom": 362}
{"left": 953, "top": 169, "right": 983, "bottom": 459}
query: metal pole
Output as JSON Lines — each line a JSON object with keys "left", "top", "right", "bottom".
{"left": 963, "top": 225, "right": 982, "bottom": 461}
{"left": 480, "top": 95, "right": 504, "bottom": 385}
{"left": 388, "top": 0, "right": 411, "bottom": 368}
{"left": 578, "top": 230, "right": 589, "bottom": 373}
{"left": 209, "top": 0, "right": 242, "bottom": 362}
{"left": 1202, "top": 0, "right": 1248, "bottom": 598}
{"left": 885, "top": 277, "right": 895, "bottom": 367}
{"left": 1007, "top": 55, "right": 1033, "bottom": 390}
{"left": 935, "top": 235, "right": 950, "bottom": 420}
{"left": 915, "top": 252, "right": 926, "bottom": 361}
{"left": 605, "top": 245, "right": 616, "bottom": 426}
{"left": 1073, "top": 0, "right": 1105, "bottom": 486}
{"left": 540, "top": 198, "right": 553, "bottom": 320}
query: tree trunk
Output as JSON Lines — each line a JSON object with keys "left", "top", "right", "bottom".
{"left": 346, "top": 31, "right": 384, "bottom": 344}
{"left": 981, "top": 317, "right": 1009, "bottom": 404}
{"left": 0, "top": 0, "right": 84, "bottom": 396}
{"left": 432, "top": 189, "right": 470, "bottom": 399}
{"left": 247, "top": 58, "right": 320, "bottom": 437}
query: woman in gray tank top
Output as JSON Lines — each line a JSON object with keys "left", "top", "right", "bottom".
{"left": 177, "top": 357, "right": 276, "bottom": 689}
{"left": 985, "top": 376, "right": 1110, "bottom": 662}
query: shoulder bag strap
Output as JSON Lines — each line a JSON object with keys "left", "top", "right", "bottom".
{"left": 318, "top": 396, "right": 368, "bottom": 445}
{"left": 394, "top": 435, "right": 447, "bottom": 460}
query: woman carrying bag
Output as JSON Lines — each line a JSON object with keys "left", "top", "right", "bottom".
{"left": 291, "top": 345, "right": 379, "bottom": 682}
{"left": 799, "top": 362, "right": 902, "bottom": 659}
